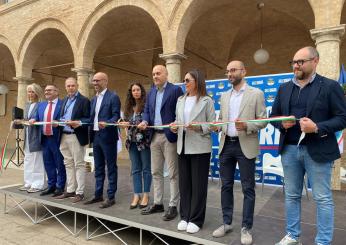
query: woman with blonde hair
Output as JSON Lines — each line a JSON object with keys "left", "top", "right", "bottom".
{"left": 18, "top": 83, "right": 45, "bottom": 192}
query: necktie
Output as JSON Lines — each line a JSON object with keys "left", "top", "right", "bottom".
{"left": 45, "top": 101, "right": 53, "bottom": 135}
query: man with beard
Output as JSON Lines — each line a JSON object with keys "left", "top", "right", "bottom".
{"left": 271, "top": 47, "right": 346, "bottom": 245}
{"left": 212, "top": 60, "right": 267, "bottom": 245}
{"left": 84, "top": 72, "right": 121, "bottom": 209}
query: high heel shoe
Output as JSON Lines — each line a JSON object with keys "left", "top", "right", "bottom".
{"left": 139, "top": 195, "right": 149, "bottom": 209}
{"left": 130, "top": 196, "right": 141, "bottom": 209}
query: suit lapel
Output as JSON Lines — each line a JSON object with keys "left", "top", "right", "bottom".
{"left": 99, "top": 90, "right": 109, "bottom": 114}
{"left": 238, "top": 86, "right": 250, "bottom": 116}
{"left": 189, "top": 97, "right": 207, "bottom": 122}
{"left": 53, "top": 100, "right": 61, "bottom": 120}
{"left": 71, "top": 94, "right": 81, "bottom": 119}
{"left": 283, "top": 82, "right": 294, "bottom": 114}
{"left": 306, "top": 76, "right": 322, "bottom": 116}
{"left": 160, "top": 82, "right": 170, "bottom": 109}
{"left": 222, "top": 91, "right": 231, "bottom": 132}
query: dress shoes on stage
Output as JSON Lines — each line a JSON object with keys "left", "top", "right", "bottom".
{"left": 84, "top": 197, "right": 104, "bottom": 205}
{"left": 54, "top": 192, "right": 75, "bottom": 199}
{"left": 40, "top": 188, "right": 56, "bottom": 196}
{"left": 52, "top": 189, "right": 64, "bottom": 197}
{"left": 99, "top": 198, "right": 115, "bottom": 209}
{"left": 162, "top": 206, "right": 178, "bottom": 221}
{"left": 141, "top": 204, "right": 164, "bottom": 215}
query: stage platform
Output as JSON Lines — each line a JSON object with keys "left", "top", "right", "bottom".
{"left": 0, "top": 165, "right": 345, "bottom": 245}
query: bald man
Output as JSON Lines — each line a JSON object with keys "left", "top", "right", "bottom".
{"left": 271, "top": 47, "right": 346, "bottom": 245}
{"left": 212, "top": 61, "right": 267, "bottom": 245}
{"left": 138, "top": 65, "right": 183, "bottom": 221}
{"left": 84, "top": 72, "right": 121, "bottom": 209}
{"left": 56, "top": 78, "right": 90, "bottom": 203}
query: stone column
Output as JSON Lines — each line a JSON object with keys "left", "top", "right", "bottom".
{"left": 159, "top": 53, "right": 187, "bottom": 83}
{"left": 71, "top": 67, "right": 94, "bottom": 98}
{"left": 14, "top": 76, "right": 33, "bottom": 109}
{"left": 310, "top": 25, "right": 345, "bottom": 80}
{"left": 311, "top": 25, "right": 346, "bottom": 190}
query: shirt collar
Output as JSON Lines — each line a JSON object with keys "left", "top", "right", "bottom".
{"left": 156, "top": 81, "right": 167, "bottom": 92}
{"left": 49, "top": 98, "right": 58, "bottom": 104}
{"left": 68, "top": 91, "right": 79, "bottom": 100}
{"left": 97, "top": 88, "right": 107, "bottom": 97}
{"left": 292, "top": 73, "right": 316, "bottom": 87}
{"left": 231, "top": 83, "right": 246, "bottom": 94}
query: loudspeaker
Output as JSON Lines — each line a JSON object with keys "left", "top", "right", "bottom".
{"left": 12, "top": 106, "right": 24, "bottom": 129}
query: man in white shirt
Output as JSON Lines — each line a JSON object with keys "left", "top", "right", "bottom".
{"left": 212, "top": 61, "right": 267, "bottom": 245}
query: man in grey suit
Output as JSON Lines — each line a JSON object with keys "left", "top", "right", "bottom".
{"left": 212, "top": 60, "right": 267, "bottom": 245}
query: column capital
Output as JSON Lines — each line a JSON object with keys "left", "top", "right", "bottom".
{"left": 310, "top": 25, "right": 346, "bottom": 44}
{"left": 13, "top": 76, "right": 33, "bottom": 84}
{"left": 159, "top": 52, "right": 187, "bottom": 63}
{"left": 71, "top": 67, "right": 94, "bottom": 76}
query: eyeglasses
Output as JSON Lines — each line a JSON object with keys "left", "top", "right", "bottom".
{"left": 225, "top": 68, "right": 243, "bottom": 75}
{"left": 184, "top": 78, "right": 194, "bottom": 83}
{"left": 289, "top": 58, "right": 315, "bottom": 66}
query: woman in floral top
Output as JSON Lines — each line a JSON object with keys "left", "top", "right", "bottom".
{"left": 120, "top": 82, "right": 152, "bottom": 209}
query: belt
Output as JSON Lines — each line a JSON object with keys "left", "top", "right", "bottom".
{"left": 225, "top": 135, "right": 239, "bottom": 142}
{"left": 62, "top": 131, "right": 75, "bottom": 134}
{"left": 154, "top": 129, "right": 165, "bottom": 134}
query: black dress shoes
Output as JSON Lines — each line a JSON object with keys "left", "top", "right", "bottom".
{"left": 99, "top": 198, "right": 115, "bottom": 209}
{"left": 84, "top": 197, "right": 104, "bottom": 205}
{"left": 52, "top": 189, "right": 64, "bottom": 197}
{"left": 162, "top": 206, "right": 178, "bottom": 221}
{"left": 40, "top": 187, "right": 56, "bottom": 196}
{"left": 141, "top": 204, "right": 164, "bottom": 215}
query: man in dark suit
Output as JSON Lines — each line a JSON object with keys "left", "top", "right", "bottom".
{"left": 84, "top": 72, "right": 121, "bottom": 209}
{"left": 55, "top": 77, "right": 90, "bottom": 203}
{"left": 32, "top": 84, "right": 66, "bottom": 197}
{"left": 138, "top": 65, "right": 183, "bottom": 221}
{"left": 271, "top": 46, "right": 346, "bottom": 245}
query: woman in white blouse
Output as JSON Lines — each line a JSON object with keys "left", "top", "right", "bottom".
{"left": 171, "top": 69, "right": 215, "bottom": 233}
{"left": 18, "top": 83, "right": 45, "bottom": 193}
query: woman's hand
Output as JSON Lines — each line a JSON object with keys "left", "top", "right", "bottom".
{"left": 169, "top": 122, "right": 178, "bottom": 133}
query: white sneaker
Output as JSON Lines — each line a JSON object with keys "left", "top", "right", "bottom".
{"left": 186, "top": 222, "right": 200, "bottom": 233}
{"left": 275, "top": 234, "right": 302, "bottom": 245}
{"left": 212, "top": 224, "right": 233, "bottom": 238}
{"left": 177, "top": 220, "right": 188, "bottom": 231}
{"left": 241, "top": 227, "right": 253, "bottom": 245}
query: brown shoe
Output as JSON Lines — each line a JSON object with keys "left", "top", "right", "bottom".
{"left": 99, "top": 198, "right": 115, "bottom": 209}
{"left": 84, "top": 197, "right": 104, "bottom": 205}
{"left": 54, "top": 192, "right": 75, "bottom": 199}
{"left": 71, "top": 194, "right": 84, "bottom": 203}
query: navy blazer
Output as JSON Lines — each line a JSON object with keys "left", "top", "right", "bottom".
{"left": 89, "top": 89, "right": 121, "bottom": 144}
{"left": 35, "top": 99, "right": 63, "bottom": 144}
{"left": 60, "top": 93, "right": 90, "bottom": 146}
{"left": 270, "top": 74, "right": 346, "bottom": 162}
{"left": 143, "top": 82, "right": 183, "bottom": 143}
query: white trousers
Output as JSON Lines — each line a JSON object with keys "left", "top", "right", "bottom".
{"left": 24, "top": 139, "right": 45, "bottom": 189}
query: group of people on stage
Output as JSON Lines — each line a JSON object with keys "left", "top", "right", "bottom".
{"left": 18, "top": 46, "right": 346, "bottom": 245}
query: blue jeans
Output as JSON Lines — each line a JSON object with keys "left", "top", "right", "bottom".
{"left": 281, "top": 145, "right": 334, "bottom": 245}
{"left": 129, "top": 143, "right": 152, "bottom": 194}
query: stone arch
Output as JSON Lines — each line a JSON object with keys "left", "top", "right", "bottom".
{"left": 18, "top": 18, "right": 77, "bottom": 77}
{"left": 169, "top": 0, "right": 316, "bottom": 54}
{"left": 77, "top": 0, "right": 166, "bottom": 68}
{"left": 0, "top": 34, "right": 19, "bottom": 72}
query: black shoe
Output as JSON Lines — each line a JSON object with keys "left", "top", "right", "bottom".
{"left": 141, "top": 204, "right": 164, "bottom": 215}
{"left": 40, "top": 187, "right": 56, "bottom": 196}
{"left": 52, "top": 189, "right": 64, "bottom": 197}
{"left": 162, "top": 206, "right": 178, "bottom": 221}
{"left": 99, "top": 198, "right": 115, "bottom": 209}
{"left": 84, "top": 197, "right": 104, "bottom": 205}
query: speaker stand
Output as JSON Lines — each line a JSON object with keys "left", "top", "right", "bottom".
{"left": 5, "top": 129, "right": 25, "bottom": 169}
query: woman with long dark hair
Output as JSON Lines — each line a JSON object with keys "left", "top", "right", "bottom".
{"left": 120, "top": 82, "right": 152, "bottom": 209}
{"left": 171, "top": 69, "right": 215, "bottom": 233}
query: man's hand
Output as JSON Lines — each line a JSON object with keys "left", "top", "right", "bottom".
{"left": 235, "top": 119, "right": 247, "bottom": 131}
{"left": 66, "top": 120, "right": 81, "bottom": 129}
{"left": 186, "top": 123, "right": 201, "bottom": 132}
{"left": 137, "top": 121, "right": 148, "bottom": 130}
{"left": 282, "top": 116, "right": 296, "bottom": 129}
{"left": 169, "top": 122, "right": 178, "bottom": 133}
{"left": 299, "top": 117, "right": 318, "bottom": 133}
{"left": 98, "top": 121, "right": 106, "bottom": 129}
{"left": 28, "top": 119, "right": 36, "bottom": 125}
{"left": 52, "top": 120, "right": 59, "bottom": 128}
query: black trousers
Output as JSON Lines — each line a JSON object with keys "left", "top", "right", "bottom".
{"left": 219, "top": 138, "right": 256, "bottom": 229}
{"left": 178, "top": 151, "right": 210, "bottom": 228}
